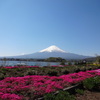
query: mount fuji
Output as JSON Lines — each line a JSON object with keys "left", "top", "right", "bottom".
{"left": 40, "top": 45, "right": 66, "bottom": 53}
{"left": 11, "top": 45, "right": 90, "bottom": 59}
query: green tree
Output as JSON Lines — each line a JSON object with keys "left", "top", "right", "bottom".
{"left": 45, "top": 57, "right": 66, "bottom": 62}
{"left": 96, "top": 56, "right": 100, "bottom": 64}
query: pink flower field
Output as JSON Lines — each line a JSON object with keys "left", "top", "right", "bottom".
{"left": 4, "top": 66, "right": 39, "bottom": 69}
{"left": 0, "top": 69, "right": 100, "bottom": 100}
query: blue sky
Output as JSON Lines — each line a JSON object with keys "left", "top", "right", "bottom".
{"left": 0, "top": 0, "right": 100, "bottom": 57}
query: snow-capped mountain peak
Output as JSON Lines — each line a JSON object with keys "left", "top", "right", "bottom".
{"left": 39, "top": 45, "right": 66, "bottom": 53}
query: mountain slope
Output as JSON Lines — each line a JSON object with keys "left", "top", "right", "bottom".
{"left": 20, "top": 52, "right": 89, "bottom": 59}
{"left": 11, "top": 45, "right": 90, "bottom": 59}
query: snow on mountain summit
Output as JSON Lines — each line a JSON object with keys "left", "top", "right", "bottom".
{"left": 39, "top": 45, "right": 66, "bottom": 53}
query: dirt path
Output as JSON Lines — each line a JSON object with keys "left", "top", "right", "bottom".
{"left": 76, "top": 90, "right": 100, "bottom": 100}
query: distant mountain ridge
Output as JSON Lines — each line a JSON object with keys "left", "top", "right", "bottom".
{"left": 6, "top": 45, "right": 91, "bottom": 60}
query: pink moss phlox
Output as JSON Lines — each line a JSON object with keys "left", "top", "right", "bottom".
{"left": 0, "top": 92, "right": 22, "bottom": 100}
{"left": 0, "top": 69, "right": 100, "bottom": 99}
{"left": 5, "top": 66, "right": 39, "bottom": 69}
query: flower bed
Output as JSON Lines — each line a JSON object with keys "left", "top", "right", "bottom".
{"left": 4, "top": 66, "right": 39, "bottom": 69}
{"left": 0, "top": 69, "right": 100, "bottom": 100}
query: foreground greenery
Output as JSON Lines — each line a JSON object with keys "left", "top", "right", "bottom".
{"left": 0, "top": 65, "right": 100, "bottom": 100}
{"left": 0, "top": 65, "right": 100, "bottom": 80}
{"left": 44, "top": 76, "right": 100, "bottom": 100}
{"left": 44, "top": 91, "right": 75, "bottom": 100}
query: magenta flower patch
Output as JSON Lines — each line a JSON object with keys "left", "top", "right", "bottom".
{"left": 0, "top": 69, "right": 100, "bottom": 99}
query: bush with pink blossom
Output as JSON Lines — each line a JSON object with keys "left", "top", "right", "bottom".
{"left": 0, "top": 69, "right": 100, "bottom": 99}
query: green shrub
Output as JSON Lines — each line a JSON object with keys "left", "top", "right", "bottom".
{"left": 93, "top": 76, "right": 100, "bottom": 90}
{"left": 62, "top": 70, "right": 69, "bottom": 74}
{"left": 44, "top": 91, "right": 75, "bottom": 100}
{"left": 83, "top": 77, "right": 95, "bottom": 90}
{"left": 47, "top": 71, "right": 58, "bottom": 76}
{"left": 60, "top": 61, "right": 65, "bottom": 65}
{"left": 75, "top": 89, "right": 84, "bottom": 95}
{"left": 1, "top": 68, "right": 9, "bottom": 71}
{"left": 15, "top": 68, "right": 23, "bottom": 71}
{"left": 0, "top": 73, "right": 4, "bottom": 80}
{"left": 1, "top": 68, "right": 9, "bottom": 74}
{"left": 68, "top": 62, "right": 72, "bottom": 65}
{"left": 44, "top": 93, "right": 55, "bottom": 100}
{"left": 83, "top": 76, "right": 100, "bottom": 90}
{"left": 87, "top": 67, "right": 92, "bottom": 70}
{"left": 74, "top": 68, "right": 80, "bottom": 73}
{"left": 80, "top": 68, "right": 86, "bottom": 72}
{"left": 55, "top": 91, "right": 75, "bottom": 100}
{"left": 25, "top": 69, "right": 37, "bottom": 75}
